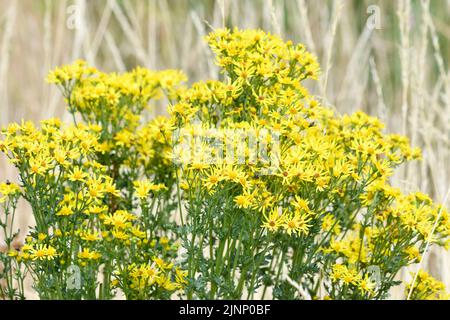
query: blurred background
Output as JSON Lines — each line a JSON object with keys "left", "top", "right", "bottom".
{"left": 0, "top": 0, "right": 449, "bottom": 299}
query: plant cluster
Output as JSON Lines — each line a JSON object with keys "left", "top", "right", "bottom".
{"left": 0, "top": 28, "right": 448, "bottom": 300}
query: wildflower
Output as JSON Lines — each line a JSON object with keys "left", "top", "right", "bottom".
{"left": 56, "top": 205, "right": 74, "bottom": 216}
{"left": 30, "top": 244, "right": 58, "bottom": 261}
{"left": 358, "top": 275, "right": 376, "bottom": 295}
{"left": 202, "top": 171, "right": 221, "bottom": 191}
{"left": 134, "top": 180, "right": 167, "bottom": 199}
{"left": 153, "top": 257, "right": 174, "bottom": 270}
{"left": 159, "top": 276, "right": 179, "bottom": 291}
{"left": 291, "top": 196, "right": 310, "bottom": 212}
{"left": 262, "top": 208, "right": 284, "bottom": 232}
{"left": 406, "top": 270, "right": 449, "bottom": 300}
{"left": 53, "top": 148, "right": 70, "bottom": 167}
{"left": 175, "top": 267, "right": 188, "bottom": 286}
{"left": 29, "top": 157, "right": 52, "bottom": 176}
{"left": 78, "top": 248, "right": 101, "bottom": 260}
{"left": 80, "top": 231, "right": 102, "bottom": 242}
{"left": 234, "top": 193, "right": 253, "bottom": 209}
{"left": 281, "top": 210, "right": 312, "bottom": 236}
{"left": 321, "top": 214, "right": 341, "bottom": 234}
{"left": 404, "top": 246, "right": 421, "bottom": 262}
{"left": 38, "top": 233, "right": 47, "bottom": 241}
{"left": 127, "top": 263, "right": 159, "bottom": 288}
{"left": 68, "top": 167, "right": 88, "bottom": 182}
{"left": 134, "top": 182, "right": 150, "bottom": 199}
{"left": 111, "top": 229, "right": 129, "bottom": 241}
{"left": 103, "top": 210, "right": 133, "bottom": 229}
{"left": 1, "top": 27, "right": 447, "bottom": 301}
{"left": 0, "top": 182, "right": 21, "bottom": 202}
{"left": 46, "top": 59, "right": 96, "bottom": 85}
{"left": 104, "top": 179, "right": 121, "bottom": 197}
{"left": 131, "top": 226, "right": 146, "bottom": 239}
{"left": 8, "top": 250, "right": 18, "bottom": 258}
{"left": 88, "top": 205, "right": 107, "bottom": 215}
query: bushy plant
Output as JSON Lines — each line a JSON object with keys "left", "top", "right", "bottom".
{"left": 0, "top": 28, "right": 448, "bottom": 300}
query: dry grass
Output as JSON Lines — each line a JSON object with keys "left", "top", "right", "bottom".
{"left": 0, "top": 0, "right": 449, "bottom": 299}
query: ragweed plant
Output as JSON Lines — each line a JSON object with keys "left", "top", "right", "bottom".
{"left": 0, "top": 66, "right": 187, "bottom": 299}
{"left": 0, "top": 182, "right": 25, "bottom": 299}
{"left": 0, "top": 28, "right": 448, "bottom": 300}
{"left": 169, "top": 28, "right": 450, "bottom": 300}
{"left": 406, "top": 270, "right": 450, "bottom": 300}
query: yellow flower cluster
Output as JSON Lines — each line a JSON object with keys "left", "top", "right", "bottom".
{"left": 170, "top": 29, "right": 435, "bottom": 237}
{"left": 167, "top": 28, "right": 448, "bottom": 299}
{"left": 1, "top": 27, "right": 447, "bottom": 300}
{"left": 0, "top": 120, "right": 118, "bottom": 226}
{"left": 1, "top": 118, "right": 184, "bottom": 299}
{"left": 47, "top": 59, "right": 96, "bottom": 85}
{"left": 330, "top": 264, "right": 377, "bottom": 297}
{"left": 406, "top": 270, "right": 449, "bottom": 300}
{"left": 116, "top": 261, "right": 187, "bottom": 299}
{"left": 48, "top": 60, "right": 185, "bottom": 130}
{"left": 12, "top": 243, "right": 58, "bottom": 262}
{"left": 134, "top": 180, "right": 167, "bottom": 200}
{"left": 0, "top": 182, "right": 21, "bottom": 203}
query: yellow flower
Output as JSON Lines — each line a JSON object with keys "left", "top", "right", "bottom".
{"left": 262, "top": 208, "right": 284, "bottom": 232}
{"left": 153, "top": 257, "right": 173, "bottom": 270}
{"left": 46, "top": 59, "right": 96, "bottom": 84}
{"left": 103, "top": 210, "right": 134, "bottom": 229}
{"left": 8, "top": 250, "right": 18, "bottom": 258}
{"left": 88, "top": 205, "right": 107, "bottom": 215}
{"left": 321, "top": 214, "right": 341, "bottom": 234}
{"left": 111, "top": 229, "right": 129, "bottom": 241}
{"left": 358, "top": 275, "right": 376, "bottom": 295}
{"left": 0, "top": 182, "right": 21, "bottom": 202}
{"left": 80, "top": 231, "right": 102, "bottom": 242}
{"left": 202, "top": 171, "right": 221, "bottom": 191}
{"left": 291, "top": 196, "right": 310, "bottom": 212}
{"left": 104, "top": 179, "right": 121, "bottom": 197}
{"left": 175, "top": 267, "right": 188, "bottom": 286}
{"left": 29, "top": 157, "right": 53, "bottom": 176}
{"left": 78, "top": 248, "right": 101, "bottom": 260}
{"left": 134, "top": 180, "right": 167, "bottom": 199}
{"left": 30, "top": 244, "right": 58, "bottom": 261}
{"left": 68, "top": 167, "right": 88, "bottom": 182}
{"left": 131, "top": 226, "right": 146, "bottom": 239}
{"left": 407, "top": 270, "right": 449, "bottom": 300}
{"left": 234, "top": 193, "right": 253, "bottom": 209}
{"left": 160, "top": 276, "right": 179, "bottom": 291}
{"left": 159, "top": 237, "right": 170, "bottom": 246}
{"left": 56, "top": 205, "right": 74, "bottom": 216}
{"left": 281, "top": 210, "right": 312, "bottom": 236}
{"left": 404, "top": 246, "right": 421, "bottom": 262}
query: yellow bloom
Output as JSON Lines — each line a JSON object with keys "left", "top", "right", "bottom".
{"left": 262, "top": 208, "right": 284, "bottom": 232}
{"left": 281, "top": 210, "right": 312, "bottom": 236}
{"left": 103, "top": 210, "right": 134, "bottom": 229}
{"left": 56, "top": 205, "right": 74, "bottom": 216}
{"left": 78, "top": 248, "right": 101, "bottom": 260}
{"left": 68, "top": 167, "right": 88, "bottom": 182}
{"left": 234, "top": 193, "right": 253, "bottom": 209}
{"left": 153, "top": 257, "right": 173, "bottom": 270}
{"left": 134, "top": 180, "right": 167, "bottom": 199}
{"left": 80, "top": 231, "right": 102, "bottom": 242}
{"left": 291, "top": 196, "right": 310, "bottom": 212}
{"left": 358, "top": 275, "right": 376, "bottom": 295}
{"left": 38, "top": 233, "right": 47, "bottom": 241}
{"left": 30, "top": 244, "right": 58, "bottom": 261}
